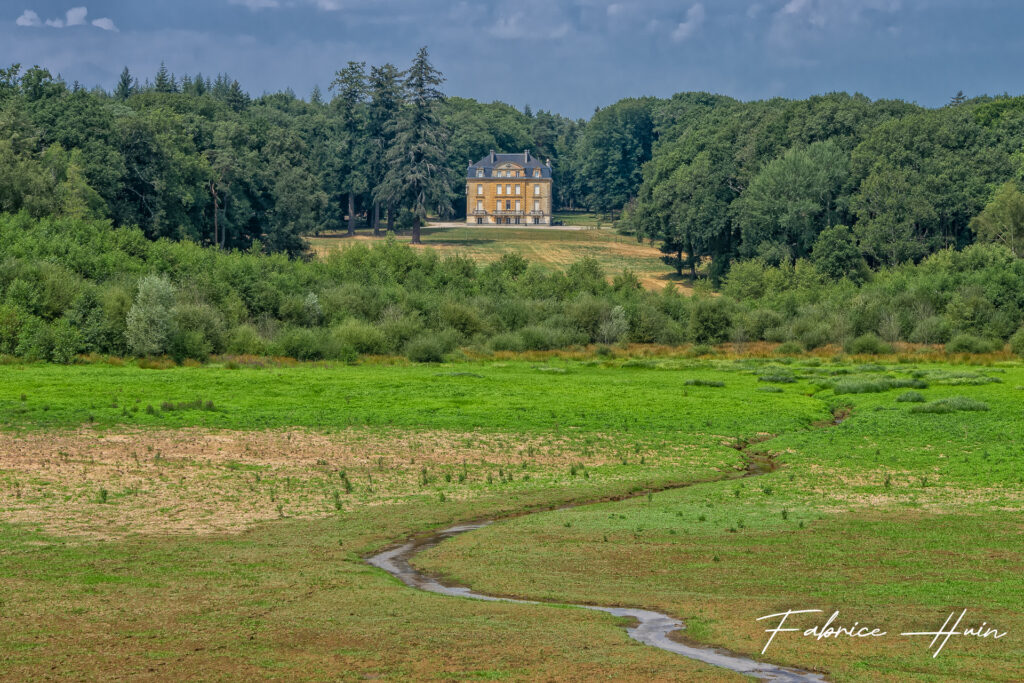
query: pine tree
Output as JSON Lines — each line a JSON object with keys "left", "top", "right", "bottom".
{"left": 367, "top": 63, "right": 402, "bottom": 235}
{"left": 375, "top": 47, "right": 453, "bottom": 244}
{"left": 154, "top": 62, "right": 177, "bottom": 93}
{"left": 114, "top": 67, "right": 134, "bottom": 99}
{"left": 310, "top": 84, "right": 323, "bottom": 105}
{"left": 330, "top": 61, "right": 368, "bottom": 236}
{"left": 950, "top": 90, "right": 967, "bottom": 106}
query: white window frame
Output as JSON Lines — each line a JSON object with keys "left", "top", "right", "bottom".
{"left": 496, "top": 184, "right": 503, "bottom": 195}
{"left": 476, "top": 169, "right": 484, "bottom": 178}
{"left": 515, "top": 200, "right": 521, "bottom": 211}
{"left": 515, "top": 185, "right": 521, "bottom": 195}
{"left": 534, "top": 199, "right": 540, "bottom": 211}
{"left": 477, "top": 184, "right": 483, "bottom": 195}
{"left": 506, "top": 184, "right": 512, "bottom": 195}
{"left": 534, "top": 185, "right": 541, "bottom": 196}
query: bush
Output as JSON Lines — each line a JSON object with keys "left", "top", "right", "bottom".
{"left": 168, "top": 330, "right": 212, "bottom": 363}
{"left": 438, "top": 301, "right": 486, "bottom": 338}
{"left": 489, "top": 332, "right": 525, "bottom": 352}
{"left": 519, "top": 325, "right": 580, "bottom": 351}
{"left": 909, "top": 316, "right": 952, "bottom": 344}
{"left": 125, "top": 275, "right": 174, "bottom": 356}
{"left": 946, "top": 334, "right": 1000, "bottom": 354}
{"left": 910, "top": 396, "right": 990, "bottom": 413}
{"left": 170, "top": 303, "right": 226, "bottom": 355}
{"left": 329, "top": 319, "right": 390, "bottom": 355}
{"left": 226, "top": 324, "right": 267, "bottom": 355}
{"left": 690, "top": 298, "right": 733, "bottom": 345}
{"left": 48, "top": 318, "right": 83, "bottom": 364}
{"left": 1010, "top": 326, "right": 1024, "bottom": 358}
{"left": 276, "top": 327, "right": 326, "bottom": 361}
{"left": 405, "top": 332, "right": 454, "bottom": 363}
{"left": 776, "top": 341, "right": 804, "bottom": 355}
{"left": 597, "top": 306, "right": 629, "bottom": 344}
{"left": 895, "top": 391, "right": 926, "bottom": 403}
{"left": 845, "top": 333, "right": 893, "bottom": 355}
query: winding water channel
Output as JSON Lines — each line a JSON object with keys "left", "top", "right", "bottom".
{"left": 368, "top": 486, "right": 829, "bottom": 682}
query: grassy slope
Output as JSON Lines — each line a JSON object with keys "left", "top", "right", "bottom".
{"left": 307, "top": 226, "right": 682, "bottom": 291}
{"left": 0, "top": 359, "right": 1020, "bottom": 681}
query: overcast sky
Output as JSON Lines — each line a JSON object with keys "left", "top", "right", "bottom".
{"left": 4, "top": 1, "right": 1024, "bottom": 118}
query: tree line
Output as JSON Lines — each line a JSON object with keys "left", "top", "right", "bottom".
{"left": 613, "top": 91, "right": 1024, "bottom": 279}
{"left": 0, "top": 50, "right": 593, "bottom": 254}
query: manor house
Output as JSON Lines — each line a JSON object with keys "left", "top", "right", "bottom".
{"left": 466, "top": 150, "right": 553, "bottom": 225}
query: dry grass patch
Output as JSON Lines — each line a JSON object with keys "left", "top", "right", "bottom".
{"left": 0, "top": 427, "right": 710, "bottom": 540}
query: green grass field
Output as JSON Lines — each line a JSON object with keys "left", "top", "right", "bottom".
{"left": 307, "top": 225, "right": 683, "bottom": 291}
{"left": 0, "top": 357, "right": 1020, "bottom": 680}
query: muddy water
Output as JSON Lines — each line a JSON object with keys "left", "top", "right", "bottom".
{"left": 368, "top": 519, "right": 828, "bottom": 682}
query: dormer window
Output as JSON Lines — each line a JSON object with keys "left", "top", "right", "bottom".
{"left": 533, "top": 169, "right": 541, "bottom": 178}
{"left": 476, "top": 169, "right": 484, "bottom": 178}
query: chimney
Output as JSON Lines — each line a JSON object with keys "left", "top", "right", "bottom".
{"left": 489, "top": 150, "right": 496, "bottom": 163}
{"left": 524, "top": 149, "right": 530, "bottom": 163}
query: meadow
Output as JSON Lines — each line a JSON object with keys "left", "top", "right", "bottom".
{"left": 307, "top": 224, "right": 683, "bottom": 291}
{"left": 0, "top": 355, "right": 1020, "bottom": 681}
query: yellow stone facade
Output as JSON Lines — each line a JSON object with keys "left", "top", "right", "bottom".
{"left": 466, "top": 151, "right": 553, "bottom": 225}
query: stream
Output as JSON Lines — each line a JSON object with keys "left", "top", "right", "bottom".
{"left": 368, "top": 502, "right": 828, "bottom": 681}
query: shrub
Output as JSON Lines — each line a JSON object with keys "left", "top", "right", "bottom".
{"left": 438, "top": 301, "right": 486, "bottom": 338}
{"left": 1010, "top": 326, "right": 1024, "bottom": 358}
{"left": 597, "top": 305, "right": 629, "bottom": 344}
{"left": 519, "top": 325, "right": 580, "bottom": 351}
{"left": 489, "top": 332, "right": 525, "bottom": 352}
{"left": 125, "top": 275, "right": 174, "bottom": 356}
{"left": 405, "top": 332, "right": 452, "bottom": 363}
{"left": 690, "top": 297, "right": 733, "bottom": 345}
{"left": 168, "top": 330, "right": 212, "bottom": 363}
{"left": 49, "top": 318, "right": 83, "bottom": 364}
{"left": 776, "top": 341, "right": 804, "bottom": 355}
{"left": 946, "top": 334, "right": 1000, "bottom": 354}
{"left": 910, "top": 396, "right": 990, "bottom": 414}
{"left": 275, "top": 327, "right": 325, "bottom": 361}
{"left": 329, "top": 319, "right": 390, "bottom": 356}
{"left": 169, "top": 303, "right": 226, "bottom": 360}
{"left": 895, "top": 391, "right": 926, "bottom": 403}
{"left": 909, "top": 316, "right": 952, "bottom": 344}
{"left": 845, "top": 333, "right": 893, "bottom": 355}
{"left": 226, "top": 324, "right": 267, "bottom": 355}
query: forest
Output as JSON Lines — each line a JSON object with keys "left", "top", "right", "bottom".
{"left": 2, "top": 50, "right": 1024, "bottom": 363}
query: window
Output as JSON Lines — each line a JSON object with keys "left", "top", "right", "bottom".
{"left": 496, "top": 200, "right": 502, "bottom": 211}
{"left": 534, "top": 200, "right": 540, "bottom": 211}
{"left": 476, "top": 217, "right": 483, "bottom": 224}
{"left": 476, "top": 200, "right": 483, "bottom": 211}
{"left": 505, "top": 200, "right": 511, "bottom": 210}
{"left": 506, "top": 184, "right": 512, "bottom": 195}
{"left": 534, "top": 185, "right": 541, "bottom": 196}
{"left": 477, "top": 184, "right": 483, "bottom": 195}
{"left": 476, "top": 169, "right": 484, "bottom": 178}
{"left": 515, "top": 185, "right": 521, "bottom": 195}
{"left": 496, "top": 184, "right": 502, "bottom": 195}
{"left": 534, "top": 169, "right": 541, "bottom": 178}
{"left": 515, "top": 200, "right": 521, "bottom": 211}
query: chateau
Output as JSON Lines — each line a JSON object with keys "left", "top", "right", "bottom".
{"left": 466, "top": 150, "right": 553, "bottom": 225}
